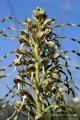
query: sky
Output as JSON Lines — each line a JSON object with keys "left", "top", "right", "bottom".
{"left": 0, "top": 0, "right": 80, "bottom": 98}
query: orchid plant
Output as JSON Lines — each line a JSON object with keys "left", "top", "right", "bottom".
{"left": 0, "top": 7, "right": 80, "bottom": 120}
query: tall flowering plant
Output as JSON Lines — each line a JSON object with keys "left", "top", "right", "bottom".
{"left": 0, "top": 7, "right": 80, "bottom": 120}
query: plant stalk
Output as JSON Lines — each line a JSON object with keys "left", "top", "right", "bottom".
{"left": 34, "top": 44, "right": 42, "bottom": 115}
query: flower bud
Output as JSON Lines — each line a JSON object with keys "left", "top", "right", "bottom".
{"left": 43, "top": 19, "right": 52, "bottom": 27}
{"left": 42, "top": 18, "right": 56, "bottom": 28}
{"left": 25, "top": 18, "right": 32, "bottom": 24}
{"left": 33, "top": 7, "right": 47, "bottom": 21}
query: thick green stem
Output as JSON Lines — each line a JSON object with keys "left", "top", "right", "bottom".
{"left": 35, "top": 62, "right": 42, "bottom": 114}
{"left": 36, "top": 93, "right": 42, "bottom": 114}
{"left": 34, "top": 44, "right": 42, "bottom": 114}
{"left": 35, "top": 62, "right": 39, "bottom": 83}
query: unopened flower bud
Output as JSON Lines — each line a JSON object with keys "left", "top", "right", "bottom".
{"left": 25, "top": 18, "right": 32, "bottom": 24}
{"left": 33, "top": 7, "right": 47, "bottom": 21}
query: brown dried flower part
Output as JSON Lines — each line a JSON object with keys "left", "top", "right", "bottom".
{"left": 13, "top": 58, "right": 22, "bottom": 66}
{"left": 27, "top": 64, "right": 35, "bottom": 72}
{"left": 19, "top": 30, "right": 29, "bottom": 44}
{"left": 19, "top": 70, "right": 26, "bottom": 77}
{"left": 20, "top": 89, "right": 29, "bottom": 96}
{"left": 14, "top": 76, "right": 23, "bottom": 85}
{"left": 20, "top": 30, "right": 29, "bottom": 38}
{"left": 20, "top": 89, "right": 35, "bottom": 103}
{"left": 15, "top": 52, "right": 21, "bottom": 58}
{"left": 0, "top": 73, "right": 6, "bottom": 78}
{"left": 19, "top": 35, "right": 27, "bottom": 44}
{"left": 16, "top": 48, "right": 27, "bottom": 55}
